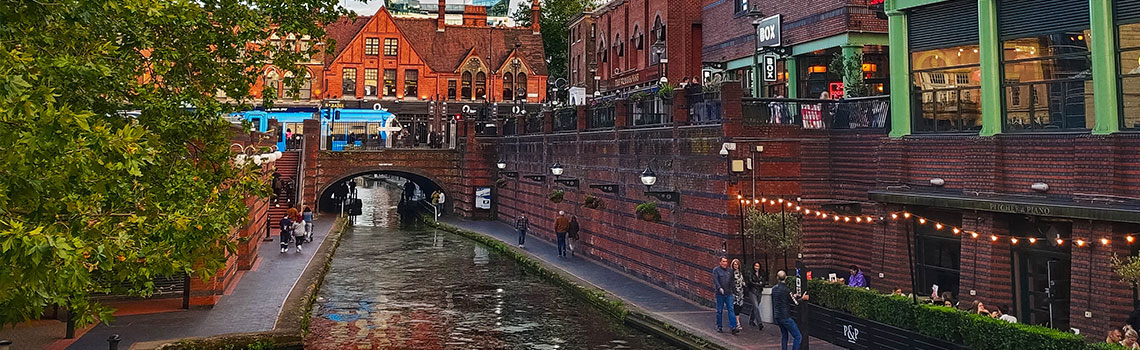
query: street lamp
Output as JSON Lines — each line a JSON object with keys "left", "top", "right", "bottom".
{"left": 640, "top": 165, "right": 657, "bottom": 191}
{"left": 497, "top": 160, "right": 507, "bottom": 170}
{"left": 550, "top": 162, "right": 565, "bottom": 177}
{"left": 748, "top": 8, "right": 766, "bottom": 98}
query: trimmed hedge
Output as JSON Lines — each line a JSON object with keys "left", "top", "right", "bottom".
{"left": 805, "top": 279, "right": 1127, "bottom": 350}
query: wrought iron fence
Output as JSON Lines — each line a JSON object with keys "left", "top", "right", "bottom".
{"left": 588, "top": 104, "right": 615, "bottom": 129}
{"left": 326, "top": 121, "right": 453, "bottom": 150}
{"left": 742, "top": 96, "right": 890, "bottom": 129}
{"left": 474, "top": 117, "right": 499, "bottom": 137}
{"left": 630, "top": 97, "right": 670, "bottom": 127}
{"left": 525, "top": 114, "right": 544, "bottom": 134}
{"left": 553, "top": 107, "right": 577, "bottom": 132}
{"left": 688, "top": 91, "right": 723, "bottom": 124}
{"left": 502, "top": 117, "right": 518, "bottom": 136}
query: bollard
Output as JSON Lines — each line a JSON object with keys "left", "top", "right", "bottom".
{"left": 107, "top": 334, "right": 121, "bottom": 350}
{"left": 0, "top": 339, "right": 13, "bottom": 350}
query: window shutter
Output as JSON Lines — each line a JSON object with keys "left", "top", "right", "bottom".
{"left": 998, "top": 0, "right": 1090, "bottom": 39}
{"left": 1119, "top": 0, "right": 1140, "bottom": 25}
{"left": 908, "top": 0, "right": 979, "bottom": 51}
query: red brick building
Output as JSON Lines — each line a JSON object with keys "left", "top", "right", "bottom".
{"left": 701, "top": 0, "right": 888, "bottom": 98}
{"left": 567, "top": 14, "right": 598, "bottom": 95}
{"left": 588, "top": 0, "right": 703, "bottom": 93}
{"left": 253, "top": 2, "right": 548, "bottom": 106}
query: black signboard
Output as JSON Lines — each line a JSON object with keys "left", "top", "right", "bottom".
{"left": 804, "top": 304, "right": 969, "bottom": 350}
{"left": 754, "top": 14, "right": 782, "bottom": 47}
{"left": 589, "top": 184, "right": 619, "bottom": 194}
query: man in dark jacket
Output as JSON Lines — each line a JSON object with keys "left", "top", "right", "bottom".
{"left": 515, "top": 214, "right": 529, "bottom": 248}
{"left": 772, "top": 270, "right": 809, "bottom": 350}
{"left": 746, "top": 262, "right": 766, "bottom": 330}
{"left": 712, "top": 257, "right": 739, "bottom": 334}
{"left": 279, "top": 214, "right": 293, "bottom": 254}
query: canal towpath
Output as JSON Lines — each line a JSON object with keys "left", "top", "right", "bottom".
{"left": 53, "top": 215, "right": 340, "bottom": 350}
{"left": 441, "top": 217, "right": 841, "bottom": 350}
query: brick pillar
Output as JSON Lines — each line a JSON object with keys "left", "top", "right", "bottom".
{"left": 671, "top": 91, "right": 688, "bottom": 126}
{"left": 543, "top": 109, "right": 553, "bottom": 134}
{"left": 615, "top": 100, "right": 629, "bottom": 129}
{"left": 302, "top": 119, "right": 321, "bottom": 210}
{"left": 1069, "top": 220, "right": 1132, "bottom": 337}
{"left": 958, "top": 212, "right": 1013, "bottom": 305}
{"left": 720, "top": 83, "right": 743, "bottom": 137}
{"left": 576, "top": 105, "right": 588, "bottom": 131}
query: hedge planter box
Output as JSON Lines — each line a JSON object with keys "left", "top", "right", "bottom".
{"left": 801, "top": 304, "right": 969, "bottom": 350}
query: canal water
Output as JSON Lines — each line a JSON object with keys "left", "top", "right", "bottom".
{"left": 306, "top": 179, "right": 682, "bottom": 350}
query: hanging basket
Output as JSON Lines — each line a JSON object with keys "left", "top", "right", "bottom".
{"left": 548, "top": 190, "right": 565, "bottom": 203}
{"left": 635, "top": 201, "right": 661, "bottom": 222}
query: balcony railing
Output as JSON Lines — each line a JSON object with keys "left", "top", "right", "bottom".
{"left": 553, "top": 107, "right": 577, "bottom": 132}
{"left": 630, "top": 97, "right": 670, "bottom": 127}
{"left": 688, "top": 91, "right": 723, "bottom": 125}
{"left": 588, "top": 104, "right": 615, "bottom": 129}
{"left": 742, "top": 96, "right": 890, "bottom": 129}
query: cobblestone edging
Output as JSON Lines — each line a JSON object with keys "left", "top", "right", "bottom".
{"left": 150, "top": 216, "right": 349, "bottom": 350}
{"left": 428, "top": 221, "right": 728, "bottom": 350}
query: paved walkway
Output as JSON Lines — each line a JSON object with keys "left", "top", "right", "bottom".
{"left": 442, "top": 217, "right": 841, "bottom": 350}
{"left": 60, "top": 215, "right": 337, "bottom": 349}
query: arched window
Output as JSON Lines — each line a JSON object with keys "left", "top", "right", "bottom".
{"left": 653, "top": 16, "right": 665, "bottom": 43}
{"left": 516, "top": 73, "right": 527, "bottom": 100}
{"left": 502, "top": 73, "right": 514, "bottom": 101}
{"left": 598, "top": 34, "right": 608, "bottom": 63}
{"left": 461, "top": 71, "right": 473, "bottom": 100}
{"left": 263, "top": 69, "right": 280, "bottom": 98}
{"left": 615, "top": 33, "right": 623, "bottom": 57}
{"left": 475, "top": 72, "right": 487, "bottom": 100}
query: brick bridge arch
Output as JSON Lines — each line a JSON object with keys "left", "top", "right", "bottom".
{"left": 314, "top": 165, "right": 451, "bottom": 212}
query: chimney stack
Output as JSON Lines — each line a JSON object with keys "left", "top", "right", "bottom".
{"left": 463, "top": 5, "right": 488, "bottom": 27}
{"left": 531, "top": 0, "right": 540, "bottom": 34}
{"left": 437, "top": 0, "right": 446, "bottom": 32}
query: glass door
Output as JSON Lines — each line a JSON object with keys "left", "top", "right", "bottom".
{"left": 1011, "top": 217, "right": 1072, "bottom": 330}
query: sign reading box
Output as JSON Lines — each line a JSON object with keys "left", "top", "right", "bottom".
{"left": 754, "top": 14, "right": 782, "bottom": 48}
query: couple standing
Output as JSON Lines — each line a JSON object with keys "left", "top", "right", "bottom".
{"left": 713, "top": 258, "right": 809, "bottom": 350}
{"left": 514, "top": 211, "right": 579, "bottom": 257}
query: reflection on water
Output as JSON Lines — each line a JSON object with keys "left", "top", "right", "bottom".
{"left": 306, "top": 183, "right": 681, "bottom": 350}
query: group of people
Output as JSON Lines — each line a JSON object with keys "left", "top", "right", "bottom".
{"left": 1106, "top": 309, "right": 1140, "bottom": 348}
{"left": 512, "top": 211, "right": 580, "bottom": 258}
{"left": 279, "top": 207, "right": 314, "bottom": 253}
{"left": 712, "top": 257, "right": 809, "bottom": 350}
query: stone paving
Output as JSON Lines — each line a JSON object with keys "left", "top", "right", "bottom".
{"left": 61, "top": 216, "right": 337, "bottom": 349}
{"left": 442, "top": 217, "right": 842, "bottom": 350}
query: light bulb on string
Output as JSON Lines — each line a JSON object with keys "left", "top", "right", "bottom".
{"left": 1011, "top": 237, "right": 1019, "bottom": 244}
{"left": 833, "top": 216, "right": 840, "bottom": 222}
{"left": 935, "top": 223, "right": 943, "bottom": 230}
{"left": 990, "top": 235, "right": 998, "bottom": 241}
{"left": 795, "top": 206, "right": 801, "bottom": 211}
{"left": 1029, "top": 237, "right": 1037, "bottom": 244}
{"left": 844, "top": 217, "right": 850, "bottom": 222}
{"left": 1076, "top": 239, "right": 1085, "bottom": 247}
{"left": 1129, "top": 235, "right": 1136, "bottom": 244}
{"left": 891, "top": 213, "right": 898, "bottom": 220}
{"left": 1057, "top": 238, "right": 1064, "bottom": 245}
{"left": 918, "top": 218, "right": 926, "bottom": 225}
{"left": 822, "top": 214, "right": 828, "bottom": 219}
{"left": 903, "top": 212, "right": 911, "bottom": 219}
{"left": 952, "top": 228, "right": 961, "bottom": 235}
{"left": 970, "top": 232, "right": 979, "bottom": 239}
{"left": 867, "top": 217, "right": 875, "bottom": 223}
{"left": 738, "top": 194, "right": 743, "bottom": 200}
{"left": 1101, "top": 238, "right": 1110, "bottom": 246}
{"left": 778, "top": 198, "right": 784, "bottom": 203}
{"left": 856, "top": 217, "right": 863, "bottom": 223}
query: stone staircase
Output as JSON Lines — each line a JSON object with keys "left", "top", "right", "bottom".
{"left": 269, "top": 151, "right": 302, "bottom": 229}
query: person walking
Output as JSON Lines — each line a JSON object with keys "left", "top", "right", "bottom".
{"left": 773, "top": 270, "right": 809, "bottom": 350}
{"left": 566, "top": 215, "right": 580, "bottom": 257}
{"left": 302, "top": 206, "right": 314, "bottom": 243}
{"left": 279, "top": 214, "right": 293, "bottom": 254}
{"left": 712, "top": 257, "right": 740, "bottom": 334}
{"left": 291, "top": 213, "right": 305, "bottom": 253}
{"left": 731, "top": 259, "right": 746, "bottom": 333}
{"left": 515, "top": 214, "right": 530, "bottom": 248}
{"left": 746, "top": 262, "right": 766, "bottom": 330}
{"left": 554, "top": 211, "right": 570, "bottom": 257}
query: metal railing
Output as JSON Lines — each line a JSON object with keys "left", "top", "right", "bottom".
{"left": 688, "top": 91, "right": 723, "bottom": 124}
{"left": 325, "top": 121, "right": 453, "bottom": 150}
{"left": 588, "top": 104, "right": 615, "bottom": 129}
{"left": 553, "top": 107, "right": 577, "bottom": 132}
{"left": 502, "top": 117, "right": 518, "bottom": 136}
{"left": 474, "top": 117, "right": 499, "bottom": 137}
{"left": 525, "top": 115, "right": 544, "bottom": 134}
{"left": 742, "top": 96, "right": 890, "bottom": 129}
{"left": 630, "top": 97, "right": 671, "bottom": 127}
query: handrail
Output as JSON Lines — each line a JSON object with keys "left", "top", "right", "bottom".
{"left": 294, "top": 137, "right": 305, "bottom": 209}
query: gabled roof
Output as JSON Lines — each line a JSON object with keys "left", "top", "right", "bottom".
{"left": 323, "top": 15, "right": 372, "bottom": 65}
{"left": 388, "top": 17, "right": 548, "bottom": 75}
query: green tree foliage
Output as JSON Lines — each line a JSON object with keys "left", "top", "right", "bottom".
{"left": 0, "top": 0, "right": 346, "bottom": 326}
{"left": 744, "top": 209, "right": 803, "bottom": 257}
{"left": 512, "top": 0, "right": 597, "bottom": 81}
{"left": 829, "top": 51, "right": 869, "bottom": 98}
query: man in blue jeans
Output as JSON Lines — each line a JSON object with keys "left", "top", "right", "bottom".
{"left": 772, "top": 270, "right": 809, "bottom": 350}
{"left": 712, "top": 257, "right": 739, "bottom": 334}
{"left": 514, "top": 214, "right": 529, "bottom": 248}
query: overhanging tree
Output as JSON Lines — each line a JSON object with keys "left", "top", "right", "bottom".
{"left": 0, "top": 0, "right": 346, "bottom": 326}
{"left": 512, "top": 0, "right": 597, "bottom": 82}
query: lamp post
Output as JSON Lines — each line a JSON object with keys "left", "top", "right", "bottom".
{"left": 640, "top": 165, "right": 657, "bottom": 191}
{"left": 653, "top": 43, "right": 668, "bottom": 84}
{"left": 550, "top": 162, "right": 564, "bottom": 178}
{"left": 748, "top": 8, "right": 766, "bottom": 98}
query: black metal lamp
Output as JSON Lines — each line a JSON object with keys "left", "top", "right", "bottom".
{"left": 550, "top": 162, "right": 565, "bottom": 177}
{"left": 640, "top": 165, "right": 658, "bottom": 191}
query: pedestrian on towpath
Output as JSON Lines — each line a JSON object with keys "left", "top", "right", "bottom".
{"left": 302, "top": 206, "right": 314, "bottom": 243}
{"left": 747, "top": 261, "right": 766, "bottom": 330}
{"left": 566, "top": 215, "right": 580, "bottom": 257}
{"left": 279, "top": 214, "right": 293, "bottom": 254}
{"left": 291, "top": 211, "right": 306, "bottom": 253}
{"left": 773, "top": 270, "right": 809, "bottom": 350}
{"left": 731, "top": 259, "right": 746, "bottom": 333}
{"left": 554, "top": 211, "right": 570, "bottom": 257}
{"left": 515, "top": 214, "right": 529, "bottom": 248}
{"left": 712, "top": 257, "right": 739, "bottom": 334}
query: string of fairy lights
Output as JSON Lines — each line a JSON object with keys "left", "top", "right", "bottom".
{"left": 737, "top": 194, "right": 1136, "bottom": 249}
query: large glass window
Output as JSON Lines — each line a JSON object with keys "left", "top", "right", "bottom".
{"left": 384, "top": 38, "right": 398, "bottom": 56}
{"left": 1002, "top": 31, "right": 1094, "bottom": 131}
{"left": 342, "top": 67, "right": 357, "bottom": 96}
{"left": 914, "top": 210, "right": 962, "bottom": 300}
{"left": 475, "top": 72, "right": 487, "bottom": 100}
{"left": 1119, "top": 22, "right": 1140, "bottom": 129}
{"left": 461, "top": 72, "right": 472, "bottom": 100}
{"left": 383, "top": 69, "right": 397, "bottom": 97}
{"left": 404, "top": 69, "right": 418, "bottom": 98}
{"left": 364, "top": 38, "right": 379, "bottom": 56}
{"left": 911, "top": 45, "right": 982, "bottom": 133}
{"left": 364, "top": 68, "right": 378, "bottom": 97}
